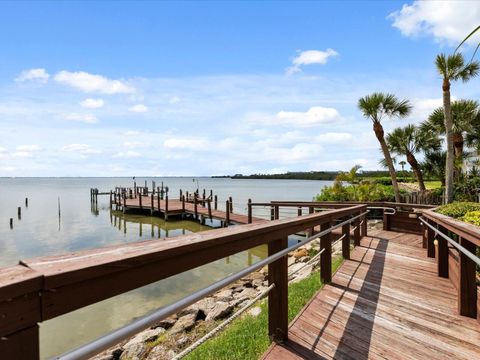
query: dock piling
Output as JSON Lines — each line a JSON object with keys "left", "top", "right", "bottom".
{"left": 17, "top": 207, "right": 21, "bottom": 219}
{"left": 9, "top": 218, "right": 13, "bottom": 229}
{"left": 25, "top": 198, "right": 28, "bottom": 207}
{"left": 225, "top": 200, "right": 230, "bottom": 227}
{"left": 247, "top": 199, "right": 252, "bottom": 224}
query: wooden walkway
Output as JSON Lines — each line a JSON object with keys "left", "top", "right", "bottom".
{"left": 122, "top": 196, "right": 265, "bottom": 225}
{"left": 262, "top": 229, "right": 480, "bottom": 360}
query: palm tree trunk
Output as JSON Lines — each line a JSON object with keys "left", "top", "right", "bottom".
{"left": 443, "top": 79, "right": 454, "bottom": 203}
{"left": 374, "top": 122, "right": 401, "bottom": 202}
{"left": 406, "top": 152, "right": 426, "bottom": 192}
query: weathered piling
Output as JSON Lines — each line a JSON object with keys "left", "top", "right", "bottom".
{"left": 202, "top": 189, "right": 206, "bottom": 200}
{"left": 150, "top": 193, "right": 154, "bottom": 214}
{"left": 247, "top": 198, "right": 252, "bottom": 224}
{"left": 25, "top": 198, "right": 28, "bottom": 207}
{"left": 9, "top": 218, "right": 13, "bottom": 229}
{"left": 139, "top": 193, "right": 143, "bottom": 208}
{"left": 229, "top": 197, "right": 233, "bottom": 212}
{"left": 165, "top": 194, "right": 169, "bottom": 220}
{"left": 225, "top": 200, "right": 230, "bottom": 227}
{"left": 17, "top": 207, "right": 21, "bottom": 219}
{"left": 194, "top": 193, "right": 198, "bottom": 220}
{"left": 214, "top": 195, "right": 218, "bottom": 210}
{"left": 207, "top": 199, "right": 212, "bottom": 219}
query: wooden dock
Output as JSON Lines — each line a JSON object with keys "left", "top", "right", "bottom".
{"left": 262, "top": 229, "right": 480, "bottom": 360}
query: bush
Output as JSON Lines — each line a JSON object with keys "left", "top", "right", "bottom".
{"left": 462, "top": 211, "right": 480, "bottom": 227}
{"left": 316, "top": 182, "right": 402, "bottom": 202}
{"left": 436, "top": 202, "right": 480, "bottom": 219}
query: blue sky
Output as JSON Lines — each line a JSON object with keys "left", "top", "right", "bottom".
{"left": 1, "top": 0, "right": 480, "bottom": 176}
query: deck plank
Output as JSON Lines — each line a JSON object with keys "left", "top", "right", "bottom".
{"left": 262, "top": 230, "right": 480, "bottom": 360}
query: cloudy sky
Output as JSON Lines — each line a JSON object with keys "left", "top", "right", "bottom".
{"left": 1, "top": 1, "right": 480, "bottom": 176}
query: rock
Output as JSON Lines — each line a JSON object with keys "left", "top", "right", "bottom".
{"left": 288, "top": 257, "right": 296, "bottom": 266}
{"left": 177, "top": 304, "right": 199, "bottom": 318}
{"left": 177, "top": 335, "right": 189, "bottom": 348}
{"left": 299, "top": 256, "right": 309, "bottom": 263}
{"left": 234, "top": 287, "right": 257, "bottom": 301}
{"left": 249, "top": 272, "right": 264, "bottom": 281}
{"left": 170, "top": 313, "right": 197, "bottom": 334}
{"left": 252, "top": 279, "right": 263, "bottom": 288}
{"left": 112, "top": 348, "right": 123, "bottom": 360}
{"left": 152, "top": 315, "right": 177, "bottom": 330}
{"left": 248, "top": 306, "right": 262, "bottom": 317}
{"left": 92, "top": 355, "right": 114, "bottom": 360}
{"left": 214, "top": 289, "right": 234, "bottom": 301}
{"left": 145, "top": 345, "right": 172, "bottom": 360}
{"left": 205, "top": 301, "right": 233, "bottom": 321}
{"left": 229, "top": 297, "right": 248, "bottom": 308}
{"left": 120, "top": 329, "right": 164, "bottom": 360}
{"left": 293, "top": 248, "right": 308, "bottom": 258}
{"left": 259, "top": 266, "right": 268, "bottom": 274}
{"left": 196, "top": 297, "right": 217, "bottom": 314}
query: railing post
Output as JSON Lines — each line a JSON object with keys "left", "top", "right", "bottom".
{"left": 320, "top": 222, "right": 332, "bottom": 283}
{"left": 437, "top": 225, "right": 449, "bottom": 279}
{"left": 297, "top": 207, "right": 302, "bottom": 217}
{"left": 268, "top": 236, "right": 288, "bottom": 343}
{"left": 362, "top": 209, "right": 367, "bottom": 238}
{"left": 427, "top": 219, "right": 435, "bottom": 258}
{"left": 270, "top": 206, "right": 275, "bottom": 221}
{"left": 354, "top": 214, "right": 361, "bottom": 246}
{"left": 274, "top": 205, "right": 279, "bottom": 220}
{"left": 383, "top": 209, "right": 390, "bottom": 231}
{"left": 458, "top": 237, "right": 477, "bottom": 318}
{"left": 342, "top": 222, "right": 350, "bottom": 260}
{"left": 309, "top": 206, "right": 314, "bottom": 235}
{"left": 247, "top": 199, "right": 252, "bottom": 224}
{"left": 225, "top": 200, "right": 230, "bottom": 227}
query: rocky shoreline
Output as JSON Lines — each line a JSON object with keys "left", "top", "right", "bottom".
{"left": 93, "top": 220, "right": 383, "bottom": 360}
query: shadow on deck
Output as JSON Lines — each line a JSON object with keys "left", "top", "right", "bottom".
{"left": 262, "top": 230, "right": 480, "bottom": 360}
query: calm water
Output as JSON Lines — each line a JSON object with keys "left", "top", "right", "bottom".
{"left": 0, "top": 177, "right": 331, "bottom": 358}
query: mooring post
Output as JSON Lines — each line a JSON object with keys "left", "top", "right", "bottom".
{"left": 9, "top": 218, "right": 13, "bottom": 228}
{"left": 203, "top": 189, "right": 206, "bottom": 200}
{"left": 123, "top": 193, "right": 126, "bottom": 213}
{"left": 229, "top": 196, "right": 233, "bottom": 212}
{"left": 17, "top": 207, "right": 21, "bottom": 219}
{"left": 165, "top": 194, "right": 169, "bottom": 220}
{"left": 157, "top": 192, "right": 160, "bottom": 211}
{"left": 109, "top": 191, "right": 113, "bottom": 209}
{"left": 207, "top": 199, "right": 212, "bottom": 219}
{"left": 225, "top": 200, "right": 230, "bottom": 227}
{"left": 297, "top": 207, "right": 302, "bottom": 217}
{"left": 134, "top": 181, "right": 137, "bottom": 198}
{"left": 25, "top": 197, "right": 28, "bottom": 207}
{"left": 182, "top": 195, "right": 186, "bottom": 212}
{"left": 214, "top": 195, "right": 218, "bottom": 210}
{"left": 139, "top": 192, "right": 143, "bottom": 209}
{"left": 150, "top": 193, "right": 154, "bottom": 214}
{"left": 194, "top": 193, "right": 198, "bottom": 220}
{"left": 180, "top": 189, "right": 183, "bottom": 199}
{"left": 247, "top": 198, "right": 252, "bottom": 224}
{"left": 209, "top": 189, "right": 213, "bottom": 199}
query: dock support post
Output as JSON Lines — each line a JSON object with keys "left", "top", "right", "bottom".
{"left": 109, "top": 191, "right": 113, "bottom": 209}
{"left": 229, "top": 197, "right": 233, "bottom": 212}
{"left": 210, "top": 189, "right": 213, "bottom": 199}
{"left": 179, "top": 189, "right": 183, "bottom": 199}
{"left": 9, "top": 218, "right": 13, "bottom": 228}
{"left": 182, "top": 195, "right": 186, "bottom": 212}
{"left": 297, "top": 207, "right": 302, "bottom": 217}
{"left": 18, "top": 207, "right": 21, "bottom": 219}
{"left": 165, "top": 195, "right": 169, "bottom": 221}
{"left": 268, "top": 236, "right": 288, "bottom": 343}
{"left": 274, "top": 205, "right": 279, "bottom": 220}
{"left": 270, "top": 207, "right": 275, "bottom": 221}
{"left": 458, "top": 237, "right": 477, "bottom": 318}
{"left": 194, "top": 193, "right": 198, "bottom": 220}
{"left": 134, "top": 181, "right": 137, "bottom": 198}
{"left": 139, "top": 193, "right": 143, "bottom": 209}
{"left": 25, "top": 198, "right": 28, "bottom": 207}
{"left": 157, "top": 192, "right": 160, "bottom": 211}
{"left": 225, "top": 200, "right": 230, "bottom": 227}
{"left": 320, "top": 222, "right": 332, "bottom": 284}
{"left": 207, "top": 199, "right": 212, "bottom": 220}
{"left": 247, "top": 199, "right": 252, "bottom": 224}
{"left": 214, "top": 195, "right": 218, "bottom": 210}
{"left": 437, "top": 225, "right": 449, "bottom": 278}
{"left": 150, "top": 194, "right": 154, "bottom": 214}
{"left": 203, "top": 189, "right": 206, "bottom": 200}
{"left": 342, "top": 222, "right": 350, "bottom": 260}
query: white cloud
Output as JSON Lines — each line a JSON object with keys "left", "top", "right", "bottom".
{"left": 169, "top": 96, "right": 180, "bottom": 104}
{"left": 114, "top": 150, "right": 141, "bottom": 158}
{"left": 15, "top": 68, "right": 50, "bottom": 83}
{"left": 316, "top": 132, "right": 353, "bottom": 144}
{"left": 287, "top": 49, "right": 338, "bottom": 74}
{"left": 65, "top": 113, "right": 98, "bottom": 124}
{"left": 128, "top": 104, "right": 148, "bottom": 113}
{"left": 54, "top": 71, "right": 135, "bottom": 94}
{"left": 275, "top": 106, "right": 341, "bottom": 127}
{"left": 164, "top": 138, "right": 209, "bottom": 150}
{"left": 61, "top": 144, "right": 100, "bottom": 154}
{"left": 123, "top": 141, "right": 145, "bottom": 149}
{"left": 16, "top": 144, "right": 41, "bottom": 152}
{"left": 389, "top": 1, "right": 480, "bottom": 45}
{"left": 80, "top": 98, "right": 104, "bottom": 109}
{"left": 0, "top": 146, "right": 6, "bottom": 153}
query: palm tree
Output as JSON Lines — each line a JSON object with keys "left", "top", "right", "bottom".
{"left": 386, "top": 125, "right": 440, "bottom": 191}
{"left": 421, "top": 150, "right": 446, "bottom": 186}
{"left": 399, "top": 160, "right": 407, "bottom": 179}
{"left": 358, "top": 93, "right": 412, "bottom": 202}
{"left": 420, "top": 99, "right": 479, "bottom": 161}
{"left": 435, "top": 53, "right": 479, "bottom": 203}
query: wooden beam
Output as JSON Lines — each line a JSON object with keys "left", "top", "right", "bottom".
{"left": 320, "top": 222, "right": 332, "bottom": 283}
{"left": 0, "top": 325, "right": 39, "bottom": 360}
{"left": 437, "top": 225, "right": 449, "bottom": 279}
{"left": 268, "top": 237, "right": 288, "bottom": 343}
{"left": 427, "top": 219, "right": 435, "bottom": 258}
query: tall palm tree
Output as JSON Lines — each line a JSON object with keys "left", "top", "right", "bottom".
{"left": 358, "top": 93, "right": 412, "bottom": 202}
{"left": 435, "top": 53, "right": 479, "bottom": 203}
{"left": 420, "top": 99, "right": 479, "bottom": 160}
{"left": 386, "top": 125, "right": 440, "bottom": 191}
{"left": 421, "top": 150, "right": 446, "bottom": 186}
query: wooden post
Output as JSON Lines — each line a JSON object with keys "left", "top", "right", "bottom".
{"left": 342, "top": 222, "right": 350, "bottom": 260}
{"left": 225, "top": 200, "right": 230, "bottom": 227}
{"left": 214, "top": 195, "right": 218, "bottom": 210}
{"left": 383, "top": 210, "right": 390, "bottom": 231}
{"left": 427, "top": 219, "right": 435, "bottom": 258}
{"left": 9, "top": 218, "right": 13, "bottom": 228}
{"left": 207, "top": 200, "right": 212, "bottom": 220}
{"left": 182, "top": 195, "right": 186, "bottom": 212}
{"left": 274, "top": 205, "right": 279, "bottom": 220}
{"left": 354, "top": 214, "right": 361, "bottom": 246}
{"left": 297, "top": 207, "right": 302, "bottom": 217}
{"left": 18, "top": 207, "right": 21, "bottom": 219}
{"left": 270, "top": 207, "right": 275, "bottom": 221}
{"left": 437, "top": 225, "right": 449, "bottom": 279}
{"left": 194, "top": 193, "right": 198, "bottom": 220}
{"left": 268, "top": 236, "right": 288, "bottom": 343}
{"left": 179, "top": 189, "right": 183, "bottom": 199}
{"left": 123, "top": 193, "right": 126, "bottom": 213}
{"left": 150, "top": 193, "right": 154, "bottom": 214}
{"left": 247, "top": 199, "right": 252, "bottom": 224}
{"left": 309, "top": 206, "right": 314, "bottom": 236}
{"left": 139, "top": 193, "right": 143, "bottom": 209}
{"left": 165, "top": 195, "right": 169, "bottom": 220}
{"left": 229, "top": 197, "right": 233, "bottom": 212}
{"left": 109, "top": 191, "right": 113, "bottom": 209}
{"left": 0, "top": 325, "right": 40, "bottom": 360}
{"left": 209, "top": 189, "right": 213, "bottom": 199}
{"left": 320, "top": 222, "right": 332, "bottom": 283}
{"left": 134, "top": 181, "right": 137, "bottom": 198}
{"left": 362, "top": 211, "right": 367, "bottom": 238}
{"left": 25, "top": 198, "right": 28, "bottom": 207}
{"left": 458, "top": 237, "right": 477, "bottom": 318}
{"left": 203, "top": 189, "right": 206, "bottom": 200}
{"left": 157, "top": 192, "right": 160, "bottom": 211}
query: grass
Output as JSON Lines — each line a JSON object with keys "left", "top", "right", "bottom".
{"left": 424, "top": 181, "right": 442, "bottom": 190}
{"left": 184, "top": 256, "right": 344, "bottom": 360}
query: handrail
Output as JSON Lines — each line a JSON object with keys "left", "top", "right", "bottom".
{"left": 419, "top": 217, "right": 480, "bottom": 267}
{"left": 55, "top": 211, "right": 368, "bottom": 360}
{"left": 367, "top": 206, "right": 396, "bottom": 215}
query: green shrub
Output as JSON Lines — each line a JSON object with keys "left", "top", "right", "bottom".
{"left": 436, "top": 202, "right": 480, "bottom": 219}
{"left": 462, "top": 211, "right": 480, "bottom": 227}
{"left": 316, "top": 182, "right": 404, "bottom": 202}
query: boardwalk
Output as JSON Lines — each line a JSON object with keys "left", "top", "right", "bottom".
{"left": 262, "top": 229, "right": 480, "bottom": 360}
{"left": 122, "top": 196, "right": 265, "bottom": 224}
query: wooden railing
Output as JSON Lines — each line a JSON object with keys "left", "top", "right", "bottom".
{"left": 421, "top": 210, "right": 480, "bottom": 320}
{"left": 0, "top": 204, "right": 368, "bottom": 359}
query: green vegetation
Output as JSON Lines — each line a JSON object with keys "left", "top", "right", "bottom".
{"left": 185, "top": 257, "right": 344, "bottom": 360}
{"left": 462, "top": 211, "right": 480, "bottom": 227}
{"left": 435, "top": 202, "right": 480, "bottom": 218}
{"left": 424, "top": 181, "right": 442, "bottom": 190}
